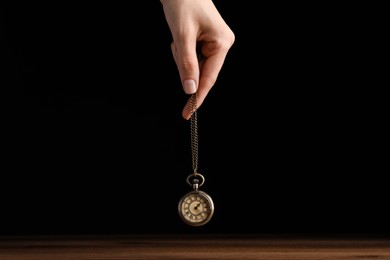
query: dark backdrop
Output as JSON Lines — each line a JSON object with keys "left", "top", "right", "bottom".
{"left": 1, "top": 2, "right": 386, "bottom": 236}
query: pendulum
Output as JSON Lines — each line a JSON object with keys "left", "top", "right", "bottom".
{"left": 178, "top": 93, "right": 215, "bottom": 226}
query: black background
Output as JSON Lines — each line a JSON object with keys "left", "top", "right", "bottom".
{"left": 1, "top": 2, "right": 387, "bottom": 236}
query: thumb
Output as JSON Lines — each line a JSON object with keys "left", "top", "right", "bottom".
{"left": 172, "top": 42, "right": 200, "bottom": 94}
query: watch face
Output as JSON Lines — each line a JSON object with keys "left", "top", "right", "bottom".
{"left": 178, "top": 190, "right": 214, "bottom": 226}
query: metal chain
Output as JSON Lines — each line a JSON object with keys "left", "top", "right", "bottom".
{"left": 190, "top": 93, "right": 198, "bottom": 174}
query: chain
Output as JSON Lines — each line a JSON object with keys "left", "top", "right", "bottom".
{"left": 190, "top": 92, "right": 199, "bottom": 175}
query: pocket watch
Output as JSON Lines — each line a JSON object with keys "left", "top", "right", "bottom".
{"left": 178, "top": 93, "right": 214, "bottom": 226}
{"left": 178, "top": 173, "right": 214, "bottom": 226}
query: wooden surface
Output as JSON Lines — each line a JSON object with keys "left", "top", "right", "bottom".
{"left": 0, "top": 234, "right": 389, "bottom": 260}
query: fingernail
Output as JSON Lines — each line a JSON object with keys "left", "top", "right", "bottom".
{"left": 183, "top": 80, "right": 196, "bottom": 94}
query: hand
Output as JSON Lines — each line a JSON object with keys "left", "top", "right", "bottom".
{"left": 160, "top": 0, "right": 235, "bottom": 119}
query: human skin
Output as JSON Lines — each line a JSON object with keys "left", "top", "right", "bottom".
{"left": 160, "top": 0, "right": 235, "bottom": 119}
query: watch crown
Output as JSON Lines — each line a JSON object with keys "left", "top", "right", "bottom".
{"left": 193, "top": 179, "right": 199, "bottom": 191}
{"left": 186, "top": 173, "right": 205, "bottom": 189}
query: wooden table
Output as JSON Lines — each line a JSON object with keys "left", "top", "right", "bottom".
{"left": 1, "top": 234, "right": 389, "bottom": 260}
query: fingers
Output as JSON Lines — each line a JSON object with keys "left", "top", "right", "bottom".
{"left": 182, "top": 45, "right": 229, "bottom": 120}
{"left": 171, "top": 40, "right": 200, "bottom": 95}
{"left": 160, "top": 0, "right": 235, "bottom": 120}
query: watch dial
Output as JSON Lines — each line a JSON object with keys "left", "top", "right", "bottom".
{"left": 178, "top": 190, "right": 214, "bottom": 226}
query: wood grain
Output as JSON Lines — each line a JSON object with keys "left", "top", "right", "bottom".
{"left": 0, "top": 234, "right": 389, "bottom": 260}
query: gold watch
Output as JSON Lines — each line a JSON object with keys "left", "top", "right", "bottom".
{"left": 178, "top": 177, "right": 214, "bottom": 227}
